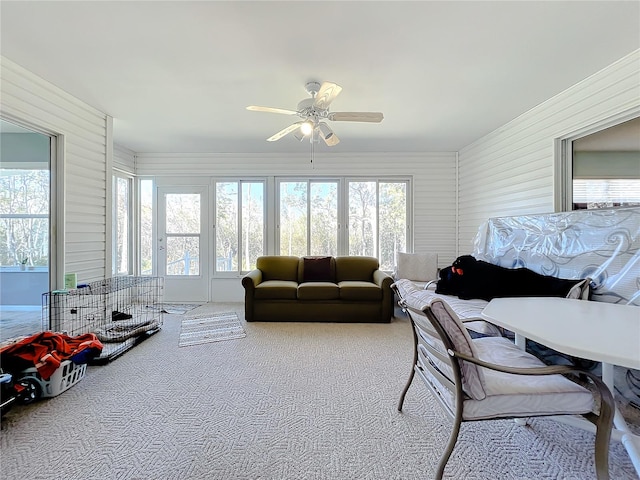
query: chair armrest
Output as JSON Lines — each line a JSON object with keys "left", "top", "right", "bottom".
{"left": 449, "top": 348, "right": 590, "bottom": 376}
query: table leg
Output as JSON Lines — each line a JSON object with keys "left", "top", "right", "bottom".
{"left": 601, "top": 362, "right": 640, "bottom": 475}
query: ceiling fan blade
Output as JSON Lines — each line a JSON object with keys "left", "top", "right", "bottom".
{"left": 267, "top": 122, "right": 303, "bottom": 142}
{"left": 329, "top": 112, "right": 384, "bottom": 123}
{"left": 313, "top": 82, "right": 342, "bottom": 110}
{"left": 247, "top": 105, "right": 298, "bottom": 115}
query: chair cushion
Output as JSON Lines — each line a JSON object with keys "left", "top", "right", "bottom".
{"left": 395, "top": 252, "right": 438, "bottom": 282}
{"left": 254, "top": 280, "right": 298, "bottom": 300}
{"left": 339, "top": 281, "right": 382, "bottom": 301}
{"left": 297, "top": 282, "right": 340, "bottom": 300}
{"left": 392, "top": 279, "right": 501, "bottom": 337}
{"left": 463, "top": 336, "right": 594, "bottom": 420}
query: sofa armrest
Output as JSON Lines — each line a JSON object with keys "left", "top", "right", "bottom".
{"left": 373, "top": 269, "right": 394, "bottom": 322}
{"left": 242, "top": 269, "right": 263, "bottom": 322}
{"left": 242, "top": 269, "right": 263, "bottom": 289}
{"left": 373, "top": 269, "right": 391, "bottom": 288}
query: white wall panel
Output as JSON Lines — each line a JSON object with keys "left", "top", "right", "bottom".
{"left": 1, "top": 56, "right": 109, "bottom": 285}
{"left": 114, "top": 144, "right": 135, "bottom": 173}
{"left": 457, "top": 49, "right": 640, "bottom": 253}
{"left": 137, "top": 151, "right": 459, "bottom": 268}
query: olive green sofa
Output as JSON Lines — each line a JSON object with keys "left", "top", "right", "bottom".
{"left": 241, "top": 255, "right": 394, "bottom": 323}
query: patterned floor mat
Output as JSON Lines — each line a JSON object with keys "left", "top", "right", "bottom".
{"left": 178, "top": 311, "right": 246, "bottom": 347}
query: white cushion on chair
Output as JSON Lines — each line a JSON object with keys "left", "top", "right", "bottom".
{"left": 462, "top": 336, "right": 594, "bottom": 421}
{"left": 395, "top": 252, "right": 438, "bottom": 282}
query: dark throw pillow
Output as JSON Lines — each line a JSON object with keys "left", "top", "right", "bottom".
{"left": 303, "top": 256, "right": 333, "bottom": 283}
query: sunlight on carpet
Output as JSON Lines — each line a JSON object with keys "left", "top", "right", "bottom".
{"left": 178, "top": 311, "right": 246, "bottom": 347}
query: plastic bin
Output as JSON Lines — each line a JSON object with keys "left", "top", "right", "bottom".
{"left": 18, "top": 360, "right": 86, "bottom": 400}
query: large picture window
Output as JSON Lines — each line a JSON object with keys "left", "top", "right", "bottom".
{"left": 215, "top": 180, "right": 265, "bottom": 273}
{"left": 348, "top": 180, "right": 407, "bottom": 270}
{"left": 279, "top": 180, "right": 338, "bottom": 257}
{"left": 277, "top": 177, "right": 409, "bottom": 269}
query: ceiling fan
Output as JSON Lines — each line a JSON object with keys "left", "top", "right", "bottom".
{"left": 246, "top": 81, "right": 384, "bottom": 146}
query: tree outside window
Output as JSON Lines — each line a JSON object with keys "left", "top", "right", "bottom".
{"left": 0, "top": 169, "right": 49, "bottom": 267}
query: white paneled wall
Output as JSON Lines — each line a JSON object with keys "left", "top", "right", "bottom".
{"left": 457, "top": 49, "right": 640, "bottom": 253}
{"left": 137, "top": 151, "right": 458, "bottom": 265}
{"left": 114, "top": 144, "right": 136, "bottom": 174}
{"left": 1, "top": 56, "right": 109, "bottom": 285}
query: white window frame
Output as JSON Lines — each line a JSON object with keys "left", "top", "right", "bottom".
{"left": 213, "top": 178, "right": 267, "bottom": 276}
{"left": 554, "top": 109, "right": 640, "bottom": 211}
{"left": 275, "top": 176, "right": 412, "bottom": 268}
{"left": 112, "top": 172, "right": 134, "bottom": 275}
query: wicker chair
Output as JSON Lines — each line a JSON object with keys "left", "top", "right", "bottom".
{"left": 397, "top": 296, "right": 614, "bottom": 480}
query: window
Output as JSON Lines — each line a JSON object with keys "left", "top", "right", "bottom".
{"left": 277, "top": 177, "right": 409, "bottom": 269}
{"left": 562, "top": 116, "right": 640, "bottom": 211}
{"left": 572, "top": 179, "right": 640, "bottom": 210}
{"left": 165, "top": 193, "right": 200, "bottom": 275}
{"left": 139, "top": 178, "right": 154, "bottom": 275}
{"left": 113, "top": 174, "right": 132, "bottom": 275}
{"left": 279, "top": 180, "right": 338, "bottom": 257}
{"left": 0, "top": 169, "right": 49, "bottom": 268}
{"left": 348, "top": 180, "right": 407, "bottom": 270}
{"left": 215, "top": 180, "right": 265, "bottom": 273}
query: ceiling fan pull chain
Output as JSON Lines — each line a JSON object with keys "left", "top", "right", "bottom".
{"left": 310, "top": 132, "right": 315, "bottom": 169}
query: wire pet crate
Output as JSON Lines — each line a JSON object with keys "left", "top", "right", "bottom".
{"left": 42, "top": 276, "right": 164, "bottom": 362}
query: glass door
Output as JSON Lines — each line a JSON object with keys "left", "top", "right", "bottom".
{"left": 157, "top": 186, "right": 209, "bottom": 303}
{"left": 0, "top": 120, "right": 52, "bottom": 341}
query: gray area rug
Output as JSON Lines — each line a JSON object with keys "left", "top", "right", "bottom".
{"left": 179, "top": 311, "right": 246, "bottom": 347}
{"left": 0, "top": 302, "right": 637, "bottom": 479}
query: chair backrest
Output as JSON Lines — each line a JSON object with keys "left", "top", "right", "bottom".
{"left": 407, "top": 297, "right": 486, "bottom": 419}
{"left": 395, "top": 252, "right": 438, "bottom": 282}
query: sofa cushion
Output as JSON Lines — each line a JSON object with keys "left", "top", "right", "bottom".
{"left": 256, "top": 256, "right": 300, "bottom": 282}
{"left": 335, "top": 256, "right": 379, "bottom": 282}
{"left": 298, "top": 282, "right": 340, "bottom": 300}
{"left": 338, "top": 281, "right": 382, "bottom": 301}
{"left": 300, "top": 256, "right": 335, "bottom": 283}
{"left": 254, "top": 280, "right": 298, "bottom": 300}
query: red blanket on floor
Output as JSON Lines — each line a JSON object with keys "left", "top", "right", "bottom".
{"left": 0, "top": 332, "right": 103, "bottom": 380}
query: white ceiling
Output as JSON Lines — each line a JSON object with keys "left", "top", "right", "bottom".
{"left": 1, "top": 1, "right": 639, "bottom": 154}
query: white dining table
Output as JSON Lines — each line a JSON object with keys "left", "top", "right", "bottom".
{"left": 481, "top": 297, "right": 640, "bottom": 475}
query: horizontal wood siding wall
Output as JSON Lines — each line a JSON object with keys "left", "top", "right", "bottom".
{"left": 136, "top": 151, "right": 459, "bottom": 266}
{"left": 114, "top": 144, "right": 135, "bottom": 174}
{"left": 1, "top": 57, "right": 109, "bottom": 284}
{"left": 457, "top": 49, "right": 640, "bottom": 253}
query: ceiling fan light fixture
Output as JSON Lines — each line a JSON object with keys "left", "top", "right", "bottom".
{"left": 318, "top": 122, "right": 333, "bottom": 140}
{"left": 318, "top": 122, "right": 339, "bottom": 146}
{"left": 300, "top": 121, "right": 314, "bottom": 136}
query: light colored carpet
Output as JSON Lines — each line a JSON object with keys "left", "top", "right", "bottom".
{"left": 0, "top": 302, "right": 637, "bottom": 479}
{"left": 179, "top": 311, "right": 246, "bottom": 347}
